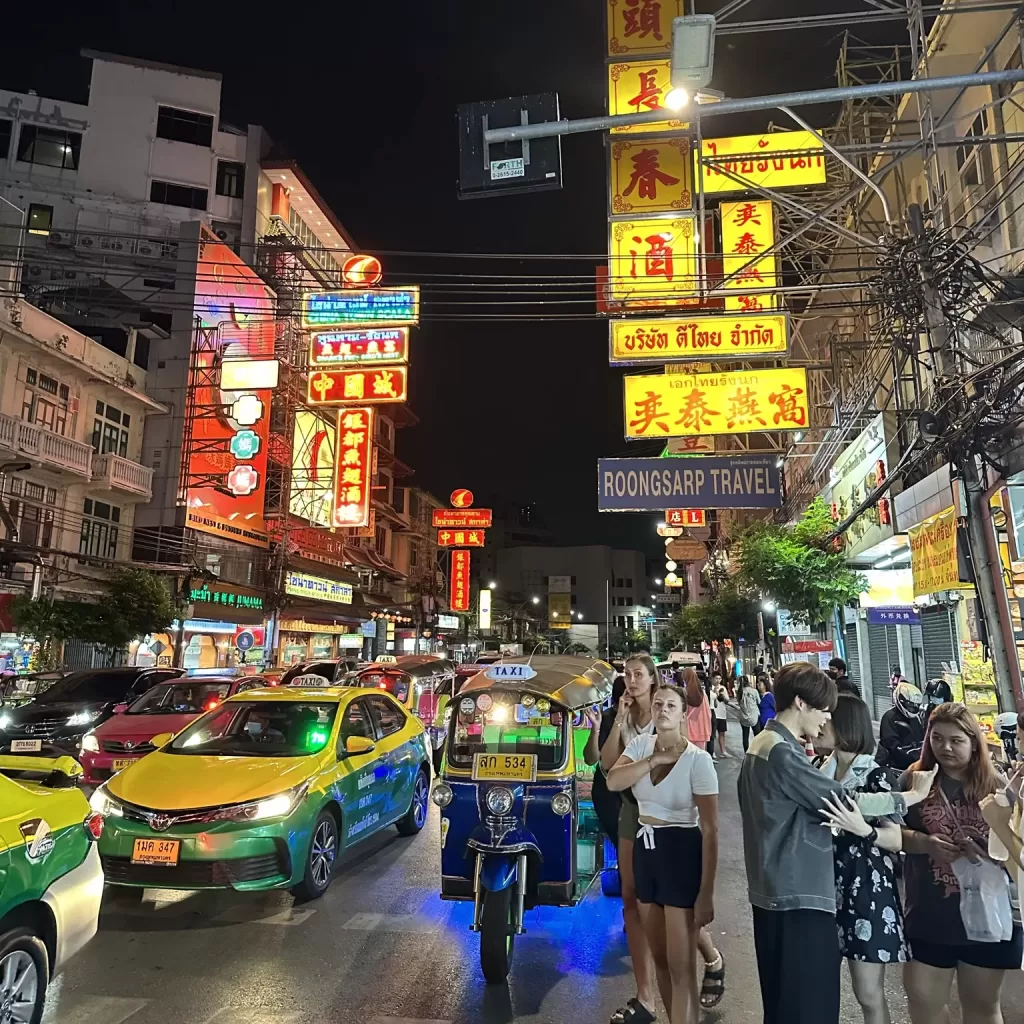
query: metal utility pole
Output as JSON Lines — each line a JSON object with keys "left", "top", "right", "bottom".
{"left": 908, "top": 203, "right": 1017, "bottom": 710}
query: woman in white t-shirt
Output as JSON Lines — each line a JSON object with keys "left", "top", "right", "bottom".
{"left": 608, "top": 684, "right": 720, "bottom": 1024}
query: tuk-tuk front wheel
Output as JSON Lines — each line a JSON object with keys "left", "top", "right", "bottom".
{"left": 480, "top": 886, "right": 515, "bottom": 984}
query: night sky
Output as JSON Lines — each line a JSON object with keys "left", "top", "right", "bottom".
{"left": 4, "top": 0, "right": 887, "bottom": 562}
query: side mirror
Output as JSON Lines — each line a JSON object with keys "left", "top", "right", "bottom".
{"left": 150, "top": 732, "right": 174, "bottom": 748}
{"left": 113, "top": 703, "right": 128, "bottom": 714}
{"left": 344, "top": 735, "right": 375, "bottom": 756}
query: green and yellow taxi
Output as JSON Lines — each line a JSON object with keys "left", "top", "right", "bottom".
{"left": 90, "top": 686, "right": 431, "bottom": 899}
{"left": 0, "top": 753, "right": 105, "bottom": 1023}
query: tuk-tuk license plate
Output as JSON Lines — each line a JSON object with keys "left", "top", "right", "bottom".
{"left": 111, "top": 758, "right": 135, "bottom": 771}
{"left": 472, "top": 753, "right": 537, "bottom": 782}
{"left": 131, "top": 838, "right": 180, "bottom": 866}
{"left": 10, "top": 739, "right": 41, "bottom": 753}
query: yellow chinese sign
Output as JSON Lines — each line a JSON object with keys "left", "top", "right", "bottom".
{"left": 609, "top": 217, "right": 699, "bottom": 306}
{"left": 609, "top": 312, "right": 789, "bottom": 364}
{"left": 607, "top": 0, "right": 685, "bottom": 55}
{"left": 623, "top": 367, "right": 809, "bottom": 438}
{"left": 721, "top": 200, "right": 778, "bottom": 312}
{"left": 697, "top": 132, "right": 827, "bottom": 194}
{"left": 908, "top": 506, "right": 973, "bottom": 597}
{"left": 608, "top": 61, "right": 687, "bottom": 135}
{"left": 610, "top": 138, "right": 692, "bottom": 216}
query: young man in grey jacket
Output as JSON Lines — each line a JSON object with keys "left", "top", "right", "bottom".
{"left": 738, "top": 662, "right": 936, "bottom": 1024}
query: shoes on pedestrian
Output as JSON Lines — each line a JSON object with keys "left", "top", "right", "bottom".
{"left": 610, "top": 997, "right": 656, "bottom": 1024}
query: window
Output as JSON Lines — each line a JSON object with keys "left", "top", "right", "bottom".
{"left": 21, "top": 367, "right": 70, "bottom": 436}
{"left": 368, "top": 695, "right": 405, "bottom": 736}
{"left": 79, "top": 498, "right": 121, "bottom": 562}
{"left": 4, "top": 477, "right": 56, "bottom": 548}
{"left": 91, "top": 401, "right": 130, "bottom": 457}
{"left": 27, "top": 204, "right": 52, "bottom": 236}
{"left": 155, "top": 106, "right": 213, "bottom": 147}
{"left": 143, "top": 278, "right": 175, "bottom": 290}
{"left": 375, "top": 526, "right": 388, "bottom": 557}
{"left": 956, "top": 111, "right": 991, "bottom": 189}
{"left": 615, "top": 577, "right": 624, "bottom": 588}
{"left": 216, "top": 160, "right": 245, "bottom": 199}
{"left": 0, "top": 120, "right": 11, "bottom": 160}
{"left": 626, "top": 578, "right": 633, "bottom": 588}
{"left": 150, "top": 179, "right": 207, "bottom": 211}
{"left": 16, "top": 126, "right": 81, "bottom": 170}
{"left": 339, "top": 699, "right": 374, "bottom": 750}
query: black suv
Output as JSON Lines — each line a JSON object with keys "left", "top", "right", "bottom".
{"left": 279, "top": 659, "right": 362, "bottom": 686}
{"left": 0, "top": 666, "right": 185, "bottom": 755}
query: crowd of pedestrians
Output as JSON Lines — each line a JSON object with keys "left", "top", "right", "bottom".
{"left": 589, "top": 653, "right": 1024, "bottom": 1024}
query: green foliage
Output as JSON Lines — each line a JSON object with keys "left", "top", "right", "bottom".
{"left": 734, "top": 497, "right": 866, "bottom": 625}
{"left": 608, "top": 629, "right": 654, "bottom": 658}
{"left": 665, "top": 584, "right": 759, "bottom": 649}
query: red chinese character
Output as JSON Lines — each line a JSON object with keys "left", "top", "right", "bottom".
{"left": 768, "top": 384, "right": 807, "bottom": 427}
{"left": 629, "top": 390, "right": 670, "bottom": 434}
{"left": 731, "top": 202, "right": 762, "bottom": 227}
{"left": 725, "top": 386, "right": 767, "bottom": 429}
{"left": 675, "top": 389, "right": 720, "bottom": 432}
{"left": 732, "top": 232, "right": 763, "bottom": 256}
{"left": 627, "top": 69, "right": 663, "bottom": 113}
{"left": 622, "top": 148, "right": 680, "bottom": 201}
{"left": 623, "top": 0, "right": 663, "bottom": 39}
{"left": 737, "top": 295, "right": 765, "bottom": 311}
{"left": 733, "top": 265, "right": 764, "bottom": 285}
{"left": 630, "top": 233, "right": 674, "bottom": 280}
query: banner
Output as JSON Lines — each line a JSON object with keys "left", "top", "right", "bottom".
{"left": 908, "top": 506, "right": 973, "bottom": 597}
{"left": 610, "top": 138, "right": 692, "bottom": 216}
{"left": 721, "top": 200, "right": 778, "bottom": 312}
{"left": 696, "top": 132, "right": 827, "bottom": 194}
{"left": 450, "top": 550, "right": 471, "bottom": 612}
{"left": 609, "top": 312, "right": 788, "bottom": 364}
{"left": 610, "top": 216, "right": 699, "bottom": 306}
{"left": 623, "top": 367, "right": 808, "bottom": 438}
{"left": 332, "top": 407, "right": 375, "bottom": 528}
{"left": 598, "top": 455, "right": 782, "bottom": 510}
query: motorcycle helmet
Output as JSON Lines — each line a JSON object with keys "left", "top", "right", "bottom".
{"left": 924, "top": 678, "right": 954, "bottom": 706}
{"left": 894, "top": 681, "right": 924, "bottom": 718}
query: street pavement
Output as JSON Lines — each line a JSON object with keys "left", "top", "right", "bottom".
{"left": 43, "top": 721, "right": 1024, "bottom": 1024}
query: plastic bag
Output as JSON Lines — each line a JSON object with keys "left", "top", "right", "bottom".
{"left": 951, "top": 856, "right": 1013, "bottom": 943}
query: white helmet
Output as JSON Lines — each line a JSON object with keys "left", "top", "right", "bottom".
{"left": 894, "top": 681, "right": 924, "bottom": 718}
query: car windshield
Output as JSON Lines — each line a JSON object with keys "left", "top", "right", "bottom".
{"left": 449, "top": 690, "right": 567, "bottom": 772}
{"left": 167, "top": 701, "right": 338, "bottom": 757}
{"left": 32, "top": 670, "right": 140, "bottom": 705}
{"left": 359, "top": 670, "right": 411, "bottom": 703}
{"left": 128, "top": 682, "right": 232, "bottom": 715}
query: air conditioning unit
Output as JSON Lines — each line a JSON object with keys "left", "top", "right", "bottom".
{"left": 47, "top": 231, "right": 73, "bottom": 248}
{"left": 76, "top": 233, "right": 98, "bottom": 250}
{"left": 100, "top": 235, "right": 125, "bottom": 252}
{"left": 135, "top": 240, "right": 157, "bottom": 258}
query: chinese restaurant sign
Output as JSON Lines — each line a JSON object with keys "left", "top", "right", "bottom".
{"left": 285, "top": 572, "right": 354, "bottom": 605}
{"left": 607, "top": 0, "right": 684, "bottom": 55}
{"left": 598, "top": 455, "right": 783, "bottom": 510}
{"left": 666, "top": 508, "right": 706, "bottom": 527}
{"left": 908, "top": 506, "right": 974, "bottom": 598}
{"left": 610, "top": 216, "right": 698, "bottom": 306}
{"left": 303, "top": 288, "right": 420, "bottom": 329}
{"left": 437, "top": 529, "right": 486, "bottom": 548}
{"left": 332, "top": 407, "right": 375, "bottom": 528}
{"left": 610, "top": 138, "right": 692, "bottom": 216}
{"left": 607, "top": 60, "right": 687, "bottom": 135}
{"left": 308, "top": 366, "right": 408, "bottom": 405}
{"left": 433, "top": 509, "right": 493, "bottom": 529}
{"left": 623, "top": 367, "right": 809, "bottom": 438}
{"left": 721, "top": 200, "right": 778, "bottom": 312}
{"left": 697, "top": 132, "right": 827, "bottom": 194}
{"left": 450, "top": 550, "right": 471, "bottom": 612}
{"left": 666, "top": 436, "right": 715, "bottom": 454}
{"left": 310, "top": 328, "right": 409, "bottom": 367}
{"left": 609, "top": 312, "right": 789, "bottom": 364}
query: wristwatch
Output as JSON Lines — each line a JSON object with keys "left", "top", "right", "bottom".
{"left": 865, "top": 827, "right": 879, "bottom": 846}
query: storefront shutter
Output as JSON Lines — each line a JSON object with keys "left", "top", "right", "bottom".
{"left": 845, "top": 622, "right": 861, "bottom": 692}
{"left": 921, "top": 606, "right": 958, "bottom": 682}
{"left": 867, "top": 623, "right": 900, "bottom": 721}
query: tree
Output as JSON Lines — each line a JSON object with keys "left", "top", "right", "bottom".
{"left": 733, "top": 497, "right": 866, "bottom": 626}
{"left": 609, "top": 628, "right": 654, "bottom": 658}
{"left": 665, "top": 584, "right": 759, "bottom": 658}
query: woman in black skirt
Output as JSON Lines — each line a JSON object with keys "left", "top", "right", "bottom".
{"left": 608, "top": 684, "right": 719, "bottom": 1024}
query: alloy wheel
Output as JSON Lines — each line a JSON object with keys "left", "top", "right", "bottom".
{"left": 413, "top": 774, "right": 428, "bottom": 828}
{"left": 0, "top": 950, "right": 38, "bottom": 1024}
{"left": 310, "top": 820, "right": 337, "bottom": 890}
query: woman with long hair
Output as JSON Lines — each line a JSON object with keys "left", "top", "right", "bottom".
{"left": 608, "top": 684, "right": 719, "bottom": 1024}
{"left": 900, "top": 703, "right": 1020, "bottom": 1024}
{"left": 737, "top": 675, "right": 760, "bottom": 753}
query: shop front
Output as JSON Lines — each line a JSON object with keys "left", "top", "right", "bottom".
{"left": 274, "top": 568, "right": 366, "bottom": 666}
{"left": 180, "top": 581, "right": 268, "bottom": 671}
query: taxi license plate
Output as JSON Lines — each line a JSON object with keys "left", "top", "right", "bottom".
{"left": 131, "top": 838, "right": 180, "bottom": 866}
{"left": 11, "top": 739, "right": 41, "bottom": 753}
{"left": 472, "top": 753, "right": 537, "bottom": 782}
{"left": 111, "top": 758, "right": 135, "bottom": 771}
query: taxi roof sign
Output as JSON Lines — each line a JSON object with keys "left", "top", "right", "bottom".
{"left": 484, "top": 663, "right": 538, "bottom": 682}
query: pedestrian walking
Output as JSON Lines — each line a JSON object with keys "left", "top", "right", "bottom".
{"left": 737, "top": 675, "right": 761, "bottom": 752}
{"left": 585, "top": 677, "right": 625, "bottom": 848}
{"left": 607, "top": 683, "right": 719, "bottom": 1024}
{"left": 755, "top": 675, "right": 775, "bottom": 735}
{"left": 738, "top": 662, "right": 937, "bottom": 1024}
{"left": 818, "top": 694, "right": 908, "bottom": 1024}
{"left": 707, "top": 673, "right": 723, "bottom": 755}
{"left": 713, "top": 683, "right": 731, "bottom": 759}
{"left": 827, "top": 657, "right": 860, "bottom": 697}
{"left": 900, "top": 702, "right": 1021, "bottom": 1024}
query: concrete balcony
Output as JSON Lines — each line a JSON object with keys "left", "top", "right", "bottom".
{"left": 90, "top": 453, "right": 154, "bottom": 501}
{"left": 0, "top": 413, "right": 93, "bottom": 478}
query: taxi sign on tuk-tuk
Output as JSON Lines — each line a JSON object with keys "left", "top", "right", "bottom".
{"left": 376, "top": 655, "right": 398, "bottom": 664}
{"left": 483, "top": 663, "right": 537, "bottom": 682}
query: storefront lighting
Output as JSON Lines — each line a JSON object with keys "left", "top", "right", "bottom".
{"left": 221, "top": 359, "right": 280, "bottom": 391}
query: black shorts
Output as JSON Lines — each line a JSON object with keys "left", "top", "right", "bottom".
{"left": 716, "top": 719, "right": 728, "bottom": 733}
{"left": 633, "top": 824, "right": 703, "bottom": 908}
{"left": 910, "top": 926, "right": 1024, "bottom": 971}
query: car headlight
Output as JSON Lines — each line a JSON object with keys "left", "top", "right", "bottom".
{"left": 81, "top": 732, "right": 100, "bottom": 753}
{"left": 67, "top": 710, "right": 100, "bottom": 727}
{"left": 215, "top": 782, "right": 310, "bottom": 823}
{"left": 0, "top": 713, "right": 10, "bottom": 730}
{"left": 431, "top": 782, "right": 453, "bottom": 808}
{"left": 485, "top": 786, "right": 514, "bottom": 816}
{"left": 551, "top": 792, "right": 573, "bottom": 816}
{"left": 89, "top": 785, "right": 124, "bottom": 818}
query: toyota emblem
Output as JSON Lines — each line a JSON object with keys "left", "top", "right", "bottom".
{"left": 149, "top": 814, "right": 172, "bottom": 832}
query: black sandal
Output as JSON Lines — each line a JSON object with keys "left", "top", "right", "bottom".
{"left": 610, "top": 997, "right": 656, "bottom": 1024}
{"left": 700, "top": 954, "right": 726, "bottom": 1009}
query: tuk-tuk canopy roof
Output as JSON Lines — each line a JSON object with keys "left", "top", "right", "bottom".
{"left": 458, "top": 655, "right": 615, "bottom": 710}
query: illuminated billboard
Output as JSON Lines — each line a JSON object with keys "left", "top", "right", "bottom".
{"left": 310, "top": 328, "right": 409, "bottom": 367}
{"left": 696, "top": 131, "right": 827, "bottom": 194}
{"left": 333, "top": 407, "right": 375, "bottom": 529}
{"left": 303, "top": 288, "right": 420, "bottom": 329}
{"left": 609, "top": 313, "right": 789, "bottom": 364}
{"left": 183, "top": 228, "right": 274, "bottom": 548}
{"left": 308, "top": 366, "right": 409, "bottom": 405}
{"left": 290, "top": 409, "right": 337, "bottom": 528}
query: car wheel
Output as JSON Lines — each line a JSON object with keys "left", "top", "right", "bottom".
{"left": 0, "top": 928, "right": 48, "bottom": 1024}
{"left": 396, "top": 768, "right": 429, "bottom": 836}
{"left": 291, "top": 810, "right": 338, "bottom": 902}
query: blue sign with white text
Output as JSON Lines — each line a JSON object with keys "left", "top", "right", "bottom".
{"left": 303, "top": 288, "right": 420, "bottom": 328}
{"left": 598, "top": 455, "right": 782, "bottom": 511}
{"left": 867, "top": 607, "right": 920, "bottom": 625}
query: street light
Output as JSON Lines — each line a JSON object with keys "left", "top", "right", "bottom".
{"left": 655, "top": 578, "right": 663, "bottom": 586}
{"left": 488, "top": 581, "right": 497, "bottom": 589}
{"left": 762, "top": 600, "right": 777, "bottom": 613}
{"left": 664, "top": 87, "right": 689, "bottom": 111}
{"left": 577, "top": 612, "right": 584, "bottom": 621}
{"left": 531, "top": 596, "right": 540, "bottom": 605}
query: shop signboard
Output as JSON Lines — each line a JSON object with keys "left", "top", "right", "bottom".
{"left": 308, "top": 366, "right": 408, "bottom": 406}
{"left": 908, "top": 506, "right": 975, "bottom": 598}
{"left": 721, "top": 200, "right": 778, "bottom": 312}
{"left": 189, "top": 583, "right": 264, "bottom": 612}
{"left": 665, "top": 537, "right": 708, "bottom": 563}
{"left": 433, "top": 509, "right": 493, "bottom": 529}
{"left": 653, "top": 592, "right": 681, "bottom": 604}
{"left": 666, "top": 508, "right": 705, "bottom": 527}
{"left": 332, "top": 407, "right": 375, "bottom": 529}
{"left": 858, "top": 568, "right": 914, "bottom": 608}
{"left": 290, "top": 410, "right": 336, "bottom": 529}
{"left": 437, "top": 529, "right": 485, "bottom": 547}
{"left": 609, "top": 138, "right": 692, "bottom": 216}
{"left": 665, "top": 436, "right": 716, "bottom": 454}
{"left": 360, "top": 620, "right": 378, "bottom": 637}
{"left": 549, "top": 592, "right": 572, "bottom": 629}
{"left": 284, "top": 571, "right": 354, "bottom": 605}
{"left": 776, "top": 608, "right": 811, "bottom": 636}
{"left": 438, "top": 614, "right": 460, "bottom": 629}
{"left": 623, "top": 367, "right": 808, "bottom": 439}
{"left": 479, "top": 589, "right": 491, "bottom": 630}
{"left": 696, "top": 131, "right": 827, "bottom": 194}
{"left": 599, "top": 454, "right": 782, "bottom": 510}
{"left": 657, "top": 523, "right": 684, "bottom": 537}
{"left": 607, "top": 60, "right": 687, "bottom": 135}
{"left": 549, "top": 576, "right": 572, "bottom": 593}
{"left": 609, "top": 312, "right": 789, "bottom": 365}
{"left": 606, "top": 0, "right": 685, "bottom": 55}
{"left": 867, "top": 607, "right": 920, "bottom": 625}
{"left": 450, "top": 550, "right": 471, "bottom": 612}
{"left": 310, "top": 328, "right": 409, "bottom": 367}
{"left": 337, "top": 634, "right": 365, "bottom": 649}
{"left": 183, "top": 228, "right": 274, "bottom": 548}
{"left": 302, "top": 288, "right": 420, "bottom": 329}
{"left": 609, "top": 216, "right": 699, "bottom": 306}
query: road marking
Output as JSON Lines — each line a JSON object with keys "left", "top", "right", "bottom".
{"left": 212, "top": 906, "right": 317, "bottom": 927}
{"left": 199, "top": 1009, "right": 302, "bottom": 1023}
{"left": 367, "top": 1018, "right": 452, "bottom": 1024}
{"left": 43, "top": 996, "right": 148, "bottom": 1024}
{"left": 340, "top": 911, "right": 440, "bottom": 933}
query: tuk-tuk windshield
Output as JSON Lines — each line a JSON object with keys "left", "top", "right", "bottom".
{"left": 449, "top": 691, "right": 567, "bottom": 772}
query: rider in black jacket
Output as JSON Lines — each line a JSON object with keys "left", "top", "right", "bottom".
{"left": 876, "top": 681, "right": 925, "bottom": 770}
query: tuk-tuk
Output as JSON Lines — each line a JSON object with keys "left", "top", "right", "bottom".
{"left": 432, "top": 655, "right": 614, "bottom": 984}
{"left": 355, "top": 655, "right": 457, "bottom": 769}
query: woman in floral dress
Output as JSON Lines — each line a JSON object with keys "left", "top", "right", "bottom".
{"left": 819, "top": 694, "right": 907, "bottom": 1024}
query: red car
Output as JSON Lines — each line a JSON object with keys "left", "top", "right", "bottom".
{"left": 78, "top": 676, "right": 274, "bottom": 784}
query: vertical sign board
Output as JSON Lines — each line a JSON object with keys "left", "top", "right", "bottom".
{"left": 290, "top": 409, "right": 336, "bottom": 528}
{"left": 548, "top": 575, "right": 572, "bottom": 630}
{"left": 479, "top": 588, "right": 492, "bottom": 631}
{"left": 332, "top": 407, "right": 375, "bottom": 529}
{"left": 450, "top": 551, "right": 471, "bottom": 612}
{"left": 721, "top": 200, "right": 779, "bottom": 312}
{"left": 607, "top": 0, "right": 685, "bottom": 56}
